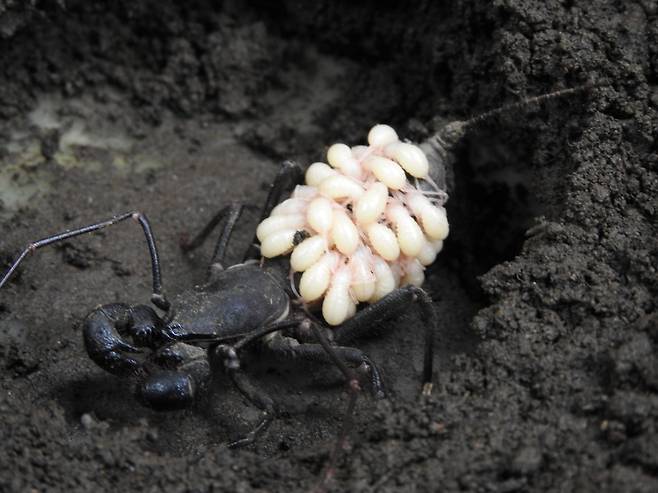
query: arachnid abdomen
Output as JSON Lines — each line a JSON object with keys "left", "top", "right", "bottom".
{"left": 171, "top": 264, "right": 289, "bottom": 338}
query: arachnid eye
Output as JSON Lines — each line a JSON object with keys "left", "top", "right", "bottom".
{"left": 131, "top": 325, "right": 154, "bottom": 347}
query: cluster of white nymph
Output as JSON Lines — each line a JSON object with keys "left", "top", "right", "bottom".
{"left": 256, "top": 124, "right": 449, "bottom": 326}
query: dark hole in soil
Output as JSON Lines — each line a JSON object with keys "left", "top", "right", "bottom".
{"left": 445, "top": 125, "right": 541, "bottom": 298}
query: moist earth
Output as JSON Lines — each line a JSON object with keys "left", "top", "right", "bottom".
{"left": 0, "top": 1, "right": 656, "bottom": 492}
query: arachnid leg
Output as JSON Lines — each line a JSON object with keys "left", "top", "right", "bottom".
{"left": 0, "top": 211, "right": 171, "bottom": 312}
{"left": 333, "top": 285, "right": 437, "bottom": 395}
{"left": 207, "top": 342, "right": 277, "bottom": 448}
{"left": 256, "top": 160, "right": 304, "bottom": 224}
{"left": 226, "top": 368, "right": 276, "bottom": 448}
{"left": 180, "top": 202, "right": 244, "bottom": 276}
{"left": 243, "top": 160, "right": 303, "bottom": 261}
{"left": 307, "top": 321, "right": 363, "bottom": 493}
{"left": 264, "top": 333, "right": 385, "bottom": 398}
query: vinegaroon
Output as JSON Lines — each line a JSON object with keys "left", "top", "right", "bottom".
{"left": 0, "top": 81, "right": 599, "bottom": 490}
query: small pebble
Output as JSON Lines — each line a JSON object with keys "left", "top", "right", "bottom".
{"left": 81, "top": 413, "right": 95, "bottom": 430}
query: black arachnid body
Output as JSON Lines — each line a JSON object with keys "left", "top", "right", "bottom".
{"left": 0, "top": 82, "right": 599, "bottom": 489}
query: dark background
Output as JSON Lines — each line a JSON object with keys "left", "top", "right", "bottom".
{"left": 0, "top": 1, "right": 656, "bottom": 491}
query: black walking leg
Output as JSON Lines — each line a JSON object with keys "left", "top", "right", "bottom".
{"left": 306, "top": 321, "right": 363, "bottom": 493}
{"left": 226, "top": 368, "right": 276, "bottom": 448}
{"left": 265, "top": 334, "right": 385, "bottom": 398}
{"left": 0, "top": 212, "right": 170, "bottom": 311}
{"left": 181, "top": 202, "right": 244, "bottom": 271}
{"left": 332, "top": 285, "right": 437, "bottom": 395}
{"left": 243, "top": 160, "right": 303, "bottom": 261}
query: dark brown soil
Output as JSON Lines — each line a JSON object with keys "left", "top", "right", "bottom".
{"left": 0, "top": 1, "right": 656, "bottom": 492}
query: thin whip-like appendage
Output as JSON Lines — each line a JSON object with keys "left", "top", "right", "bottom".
{"left": 432, "top": 80, "right": 605, "bottom": 151}
{"left": 0, "top": 212, "right": 170, "bottom": 312}
{"left": 461, "top": 81, "right": 601, "bottom": 131}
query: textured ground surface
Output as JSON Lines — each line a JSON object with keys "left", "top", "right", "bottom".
{"left": 0, "top": 1, "right": 656, "bottom": 491}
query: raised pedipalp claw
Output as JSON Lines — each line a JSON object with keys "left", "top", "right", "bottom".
{"left": 82, "top": 303, "right": 148, "bottom": 377}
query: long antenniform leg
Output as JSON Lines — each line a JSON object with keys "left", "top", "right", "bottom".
{"left": 0, "top": 212, "right": 171, "bottom": 311}
{"left": 429, "top": 80, "right": 604, "bottom": 154}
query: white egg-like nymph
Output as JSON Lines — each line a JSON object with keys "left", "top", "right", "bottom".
{"left": 420, "top": 205, "right": 449, "bottom": 241}
{"left": 363, "top": 156, "right": 407, "bottom": 190}
{"left": 401, "top": 259, "right": 425, "bottom": 287}
{"left": 327, "top": 143, "right": 361, "bottom": 178}
{"left": 299, "top": 252, "right": 339, "bottom": 302}
{"left": 322, "top": 264, "right": 355, "bottom": 326}
{"left": 306, "top": 197, "right": 334, "bottom": 234}
{"left": 370, "top": 257, "right": 397, "bottom": 302}
{"left": 305, "top": 163, "right": 337, "bottom": 187}
{"left": 417, "top": 237, "right": 444, "bottom": 266}
{"left": 406, "top": 192, "right": 449, "bottom": 240}
{"left": 332, "top": 211, "right": 360, "bottom": 256}
{"left": 290, "top": 235, "right": 326, "bottom": 272}
{"left": 367, "top": 124, "right": 398, "bottom": 147}
{"left": 366, "top": 223, "right": 400, "bottom": 261}
{"left": 270, "top": 198, "right": 306, "bottom": 216}
{"left": 256, "top": 214, "right": 306, "bottom": 242}
{"left": 260, "top": 229, "right": 297, "bottom": 258}
{"left": 349, "top": 247, "right": 376, "bottom": 302}
{"left": 386, "top": 203, "right": 424, "bottom": 257}
{"left": 319, "top": 175, "right": 364, "bottom": 200}
{"left": 385, "top": 142, "right": 429, "bottom": 178}
{"left": 354, "top": 182, "right": 388, "bottom": 225}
